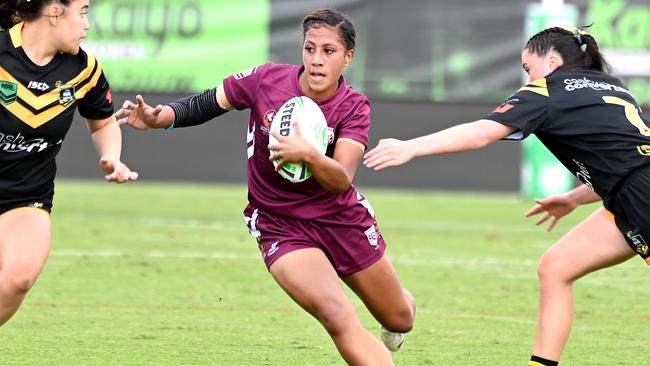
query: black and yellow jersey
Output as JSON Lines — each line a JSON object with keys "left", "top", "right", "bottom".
{"left": 485, "top": 69, "right": 650, "bottom": 209}
{"left": 0, "top": 22, "right": 113, "bottom": 208}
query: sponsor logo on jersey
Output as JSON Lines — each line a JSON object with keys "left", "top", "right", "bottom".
{"left": 564, "top": 77, "right": 632, "bottom": 95}
{"left": 572, "top": 159, "right": 594, "bottom": 191}
{"left": 0, "top": 133, "right": 61, "bottom": 153}
{"left": 262, "top": 109, "right": 276, "bottom": 129}
{"left": 327, "top": 127, "right": 334, "bottom": 145}
{"left": 0, "top": 80, "right": 18, "bottom": 105}
{"left": 233, "top": 66, "right": 259, "bottom": 80}
{"left": 27, "top": 81, "right": 50, "bottom": 92}
{"left": 627, "top": 231, "right": 649, "bottom": 257}
{"left": 492, "top": 103, "right": 514, "bottom": 114}
{"left": 364, "top": 224, "right": 380, "bottom": 249}
{"left": 28, "top": 202, "right": 44, "bottom": 209}
{"left": 58, "top": 85, "right": 76, "bottom": 107}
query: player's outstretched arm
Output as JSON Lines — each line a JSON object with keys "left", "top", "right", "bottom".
{"left": 525, "top": 184, "right": 601, "bottom": 232}
{"left": 87, "top": 116, "right": 139, "bottom": 183}
{"left": 116, "top": 85, "right": 234, "bottom": 130}
{"left": 364, "top": 119, "right": 516, "bottom": 170}
{"left": 116, "top": 94, "right": 173, "bottom": 130}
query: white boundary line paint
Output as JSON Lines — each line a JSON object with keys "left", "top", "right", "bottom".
{"left": 60, "top": 213, "right": 549, "bottom": 234}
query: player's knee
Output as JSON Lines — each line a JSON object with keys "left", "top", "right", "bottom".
{"left": 0, "top": 265, "right": 42, "bottom": 296}
{"left": 312, "top": 300, "right": 357, "bottom": 336}
{"left": 1, "top": 272, "right": 37, "bottom": 296}
{"left": 382, "top": 306, "right": 414, "bottom": 334}
{"left": 537, "top": 252, "right": 572, "bottom": 284}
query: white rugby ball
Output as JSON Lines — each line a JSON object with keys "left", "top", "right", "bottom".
{"left": 269, "top": 96, "right": 328, "bottom": 183}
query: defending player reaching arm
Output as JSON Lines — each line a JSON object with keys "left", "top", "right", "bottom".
{"left": 366, "top": 26, "right": 650, "bottom": 366}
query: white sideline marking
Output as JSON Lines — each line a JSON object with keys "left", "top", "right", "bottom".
{"left": 62, "top": 213, "right": 547, "bottom": 234}
{"left": 50, "top": 249, "right": 260, "bottom": 260}
{"left": 49, "top": 250, "right": 646, "bottom": 293}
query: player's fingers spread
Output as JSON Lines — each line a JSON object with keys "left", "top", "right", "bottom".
{"left": 524, "top": 205, "right": 543, "bottom": 217}
{"left": 153, "top": 105, "right": 163, "bottom": 116}
{"left": 121, "top": 99, "right": 135, "bottom": 110}
{"left": 547, "top": 217, "right": 559, "bottom": 232}
{"left": 535, "top": 213, "right": 550, "bottom": 226}
{"left": 370, "top": 156, "right": 390, "bottom": 170}
{"left": 116, "top": 117, "right": 129, "bottom": 126}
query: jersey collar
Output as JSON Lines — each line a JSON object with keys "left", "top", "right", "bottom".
{"left": 9, "top": 22, "right": 24, "bottom": 48}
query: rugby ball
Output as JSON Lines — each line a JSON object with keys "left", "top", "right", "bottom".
{"left": 269, "top": 96, "right": 328, "bottom": 183}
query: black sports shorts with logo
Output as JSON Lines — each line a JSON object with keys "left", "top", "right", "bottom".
{"left": 609, "top": 165, "right": 650, "bottom": 265}
{"left": 0, "top": 195, "right": 53, "bottom": 215}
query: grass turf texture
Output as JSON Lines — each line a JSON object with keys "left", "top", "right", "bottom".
{"left": 1, "top": 180, "right": 647, "bottom": 365}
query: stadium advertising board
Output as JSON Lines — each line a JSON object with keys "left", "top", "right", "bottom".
{"left": 586, "top": 0, "right": 650, "bottom": 107}
{"left": 84, "top": 0, "right": 269, "bottom": 93}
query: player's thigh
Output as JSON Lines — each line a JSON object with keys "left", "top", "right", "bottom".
{"left": 342, "top": 255, "right": 413, "bottom": 327}
{"left": 540, "top": 207, "right": 634, "bottom": 282}
{"left": 0, "top": 208, "right": 52, "bottom": 275}
{"left": 269, "top": 247, "right": 355, "bottom": 318}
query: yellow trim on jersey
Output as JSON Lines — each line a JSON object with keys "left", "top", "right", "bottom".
{"left": 3, "top": 100, "right": 68, "bottom": 128}
{"left": 337, "top": 138, "right": 365, "bottom": 152}
{"left": 0, "top": 55, "right": 102, "bottom": 129}
{"left": 517, "top": 78, "right": 549, "bottom": 97}
{"left": 0, "top": 54, "right": 97, "bottom": 110}
{"left": 9, "top": 22, "right": 23, "bottom": 48}
{"left": 74, "top": 60, "right": 103, "bottom": 99}
{"left": 528, "top": 362, "right": 546, "bottom": 366}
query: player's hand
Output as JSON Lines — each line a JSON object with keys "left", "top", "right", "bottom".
{"left": 99, "top": 157, "right": 139, "bottom": 183}
{"left": 116, "top": 95, "right": 164, "bottom": 130}
{"left": 363, "top": 138, "right": 416, "bottom": 170}
{"left": 524, "top": 194, "right": 577, "bottom": 232}
{"left": 268, "top": 121, "right": 317, "bottom": 171}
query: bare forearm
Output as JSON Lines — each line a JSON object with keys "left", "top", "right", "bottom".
{"left": 90, "top": 119, "right": 122, "bottom": 159}
{"left": 410, "top": 119, "right": 513, "bottom": 158}
{"left": 151, "top": 105, "right": 176, "bottom": 129}
{"left": 306, "top": 152, "right": 353, "bottom": 194}
{"left": 566, "top": 184, "right": 601, "bottom": 205}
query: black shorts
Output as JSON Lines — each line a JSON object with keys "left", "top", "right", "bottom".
{"left": 0, "top": 196, "right": 53, "bottom": 215}
{"left": 610, "top": 165, "right": 650, "bottom": 265}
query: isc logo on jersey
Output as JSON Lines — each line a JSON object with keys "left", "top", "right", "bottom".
{"left": 28, "top": 81, "right": 50, "bottom": 91}
{"left": 269, "top": 96, "right": 328, "bottom": 183}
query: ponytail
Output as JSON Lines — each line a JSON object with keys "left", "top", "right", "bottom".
{"left": 0, "top": 0, "right": 18, "bottom": 30}
{"left": 525, "top": 26, "right": 611, "bottom": 74}
{"left": 0, "top": 0, "right": 74, "bottom": 31}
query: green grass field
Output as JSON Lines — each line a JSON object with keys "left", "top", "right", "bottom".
{"left": 1, "top": 180, "right": 647, "bottom": 365}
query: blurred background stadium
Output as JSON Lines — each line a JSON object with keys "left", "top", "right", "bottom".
{"left": 58, "top": 0, "right": 650, "bottom": 193}
{"left": 5, "top": 2, "right": 649, "bottom": 365}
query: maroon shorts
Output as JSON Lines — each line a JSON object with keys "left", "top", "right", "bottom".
{"left": 243, "top": 202, "right": 386, "bottom": 276}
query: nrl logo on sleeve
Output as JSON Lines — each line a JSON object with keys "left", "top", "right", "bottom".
{"left": 0, "top": 81, "right": 18, "bottom": 105}
{"left": 56, "top": 81, "right": 76, "bottom": 107}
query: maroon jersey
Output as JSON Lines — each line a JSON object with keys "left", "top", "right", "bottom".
{"left": 223, "top": 63, "right": 371, "bottom": 219}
